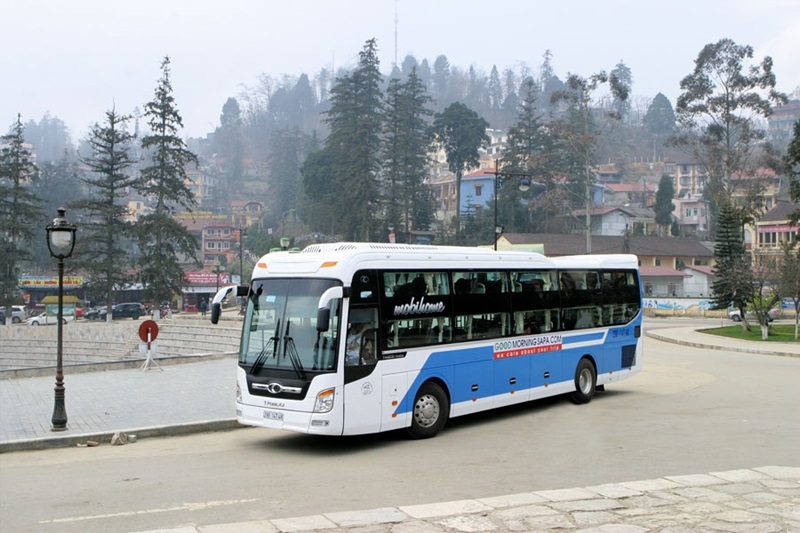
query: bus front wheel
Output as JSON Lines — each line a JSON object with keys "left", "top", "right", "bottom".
{"left": 569, "top": 358, "right": 596, "bottom": 405}
{"left": 408, "top": 382, "right": 449, "bottom": 439}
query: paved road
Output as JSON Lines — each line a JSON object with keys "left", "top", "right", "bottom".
{"left": 1, "top": 323, "right": 798, "bottom": 532}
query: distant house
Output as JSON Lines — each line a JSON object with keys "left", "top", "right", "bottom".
{"left": 749, "top": 200, "right": 800, "bottom": 265}
{"left": 570, "top": 206, "right": 657, "bottom": 237}
{"left": 682, "top": 265, "right": 716, "bottom": 298}
{"left": 673, "top": 197, "right": 710, "bottom": 238}
{"left": 640, "top": 266, "right": 689, "bottom": 297}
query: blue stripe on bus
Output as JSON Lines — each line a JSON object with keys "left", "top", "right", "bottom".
{"left": 395, "top": 327, "right": 631, "bottom": 417}
{"left": 562, "top": 331, "right": 605, "bottom": 344}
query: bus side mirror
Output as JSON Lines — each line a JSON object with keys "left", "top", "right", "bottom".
{"left": 317, "top": 307, "right": 330, "bottom": 332}
{"left": 210, "top": 303, "right": 222, "bottom": 324}
{"left": 316, "top": 286, "right": 343, "bottom": 332}
{"left": 209, "top": 285, "right": 244, "bottom": 325}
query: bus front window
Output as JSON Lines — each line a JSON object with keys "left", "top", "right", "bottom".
{"left": 241, "top": 278, "right": 341, "bottom": 374}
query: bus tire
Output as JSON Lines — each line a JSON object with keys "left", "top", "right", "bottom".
{"left": 569, "top": 358, "right": 596, "bottom": 405}
{"left": 408, "top": 382, "right": 449, "bottom": 439}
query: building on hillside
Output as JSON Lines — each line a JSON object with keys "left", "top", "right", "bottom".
{"left": 672, "top": 197, "right": 710, "bottom": 238}
{"left": 231, "top": 200, "right": 264, "bottom": 228}
{"left": 595, "top": 163, "right": 621, "bottom": 184}
{"left": 202, "top": 222, "right": 236, "bottom": 266}
{"left": 665, "top": 160, "right": 707, "bottom": 199}
{"left": 482, "top": 129, "right": 508, "bottom": 159}
{"left": 570, "top": 206, "right": 657, "bottom": 237}
{"left": 769, "top": 99, "right": 800, "bottom": 147}
{"left": 602, "top": 182, "right": 656, "bottom": 207}
{"left": 125, "top": 200, "right": 152, "bottom": 222}
{"left": 184, "top": 167, "right": 218, "bottom": 208}
{"left": 730, "top": 168, "right": 783, "bottom": 212}
{"left": 749, "top": 200, "right": 800, "bottom": 265}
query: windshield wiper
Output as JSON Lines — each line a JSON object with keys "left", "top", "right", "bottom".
{"left": 283, "top": 321, "right": 306, "bottom": 380}
{"left": 250, "top": 319, "right": 280, "bottom": 375}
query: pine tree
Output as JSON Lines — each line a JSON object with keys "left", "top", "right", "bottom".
{"left": 73, "top": 108, "right": 138, "bottom": 318}
{"left": 0, "top": 115, "right": 41, "bottom": 324}
{"left": 321, "top": 38, "right": 384, "bottom": 241}
{"left": 136, "top": 56, "right": 199, "bottom": 305}
{"left": 500, "top": 77, "right": 551, "bottom": 234}
{"left": 382, "top": 68, "right": 434, "bottom": 242}
{"left": 711, "top": 202, "right": 753, "bottom": 327}
{"left": 654, "top": 174, "right": 675, "bottom": 233}
{"left": 31, "top": 155, "right": 83, "bottom": 270}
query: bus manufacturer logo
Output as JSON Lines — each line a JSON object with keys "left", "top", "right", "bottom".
{"left": 253, "top": 382, "right": 302, "bottom": 394}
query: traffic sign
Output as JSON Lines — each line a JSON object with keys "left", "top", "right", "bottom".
{"left": 138, "top": 319, "right": 159, "bottom": 342}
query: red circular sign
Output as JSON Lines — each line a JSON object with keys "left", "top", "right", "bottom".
{"left": 138, "top": 320, "right": 159, "bottom": 342}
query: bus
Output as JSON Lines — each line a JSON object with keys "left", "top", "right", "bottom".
{"left": 210, "top": 242, "right": 642, "bottom": 439}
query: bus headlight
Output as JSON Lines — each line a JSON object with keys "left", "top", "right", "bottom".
{"left": 314, "top": 388, "right": 335, "bottom": 413}
{"left": 236, "top": 382, "right": 242, "bottom": 403}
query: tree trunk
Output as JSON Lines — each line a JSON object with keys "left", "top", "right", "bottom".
{"left": 760, "top": 322, "right": 770, "bottom": 340}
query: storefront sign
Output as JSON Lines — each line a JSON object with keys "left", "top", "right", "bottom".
{"left": 19, "top": 276, "right": 84, "bottom": 289}
{"left": 185, "top": 272, "right": 230, "bottom": 285}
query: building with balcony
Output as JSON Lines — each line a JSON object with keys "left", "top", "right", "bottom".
{"left": 749, "top": 201, "right": 800, "bottom": 265}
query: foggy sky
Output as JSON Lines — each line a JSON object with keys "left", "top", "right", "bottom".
{"left": 3, "top": 0, "right": 799, "bottom": 140}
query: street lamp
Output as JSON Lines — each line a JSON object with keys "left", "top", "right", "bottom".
{"left": 238, "top": 226, "right": 246, "bottom": 283}
{"left": 46, "top": 207, "right": 77, "bottom": 431}
{"left": 212, "top": 260, "right": 223, "bottom": 294}
{"left": 491, "top": 158, "right": 531, "bottom": 251}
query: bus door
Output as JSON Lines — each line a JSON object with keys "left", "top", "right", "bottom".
{"left": 342, "top": 306, "right": 382, "bottom": 434}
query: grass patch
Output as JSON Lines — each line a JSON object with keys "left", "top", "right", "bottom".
{"left": 701, "top": 324, "right": 800, "bottom": 343}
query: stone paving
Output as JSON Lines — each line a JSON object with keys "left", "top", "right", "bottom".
{"left": 136, "top": 466, "right": 800, "bottom": 532}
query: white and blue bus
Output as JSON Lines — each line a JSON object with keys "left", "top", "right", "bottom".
{"left": 211, "top": 243, "right": 642, "bottom": 438}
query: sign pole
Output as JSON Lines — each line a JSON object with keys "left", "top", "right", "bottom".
{"left": 139, "top": 320, "right": 162, "bottom": 372}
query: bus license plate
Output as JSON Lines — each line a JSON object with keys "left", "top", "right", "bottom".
{"left": 263, "top": 410, "right": 283, "bottom": 421}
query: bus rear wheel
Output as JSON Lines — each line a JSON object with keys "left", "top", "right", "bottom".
{"left": 408, "top": 382, "right": 449, "bottom": 439}
{"left": 569, "top": 358, "right": 596, "bottom": 404}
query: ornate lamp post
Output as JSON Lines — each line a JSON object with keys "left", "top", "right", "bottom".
{"left": 238, "top": 226, "right": 246, "bottom": 283}
{"left": 46, "top": 207, "right": 77, "bottom": 431}
{"left": 212, "top": 260, "right": 223, "bottom": 294}
{"left": 491, "top": 158, "right": 531, "bottom": 250}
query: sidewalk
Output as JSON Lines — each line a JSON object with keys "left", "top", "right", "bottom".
{"left": 2, "top": 327, "right": 799, "bottom": 532}
{"left": 134, "top": 466, "right": 800, "bottom": 532}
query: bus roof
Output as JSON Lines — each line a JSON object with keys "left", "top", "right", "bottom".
{"left": 252, "top": 243, "right": 638, "bottom": 281}
{"left": 552, "top": 254, "right": 639, "bottom": 270}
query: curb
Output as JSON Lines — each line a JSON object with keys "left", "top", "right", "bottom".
{"left": 646, "top": 330, "right": 800, "bottom": 358}
{"left": 0, "top": 419, "right": 242, "bottom": 454}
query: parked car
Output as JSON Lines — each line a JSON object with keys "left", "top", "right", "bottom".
{"left": 84, "top": 308, "right": 105, "bottom": 321}
{"left": 0, "top": 305, "right": 27, "bottom": 323}
{"left": 728, "top": 307, "right": 780, "bottom": 322}
{"left": 27, "top": 313, "right": 74, "bottom": 326}
{"left": 110, "top": 302, "right": 146, "bottom": 320}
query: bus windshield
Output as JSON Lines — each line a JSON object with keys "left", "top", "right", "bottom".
{"left": 240, "top": 278, "right": 341, "bottom": 375}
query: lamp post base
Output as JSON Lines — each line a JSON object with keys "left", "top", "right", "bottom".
{"left": 51, "top": 373, "right": 68, "bottom": 431}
